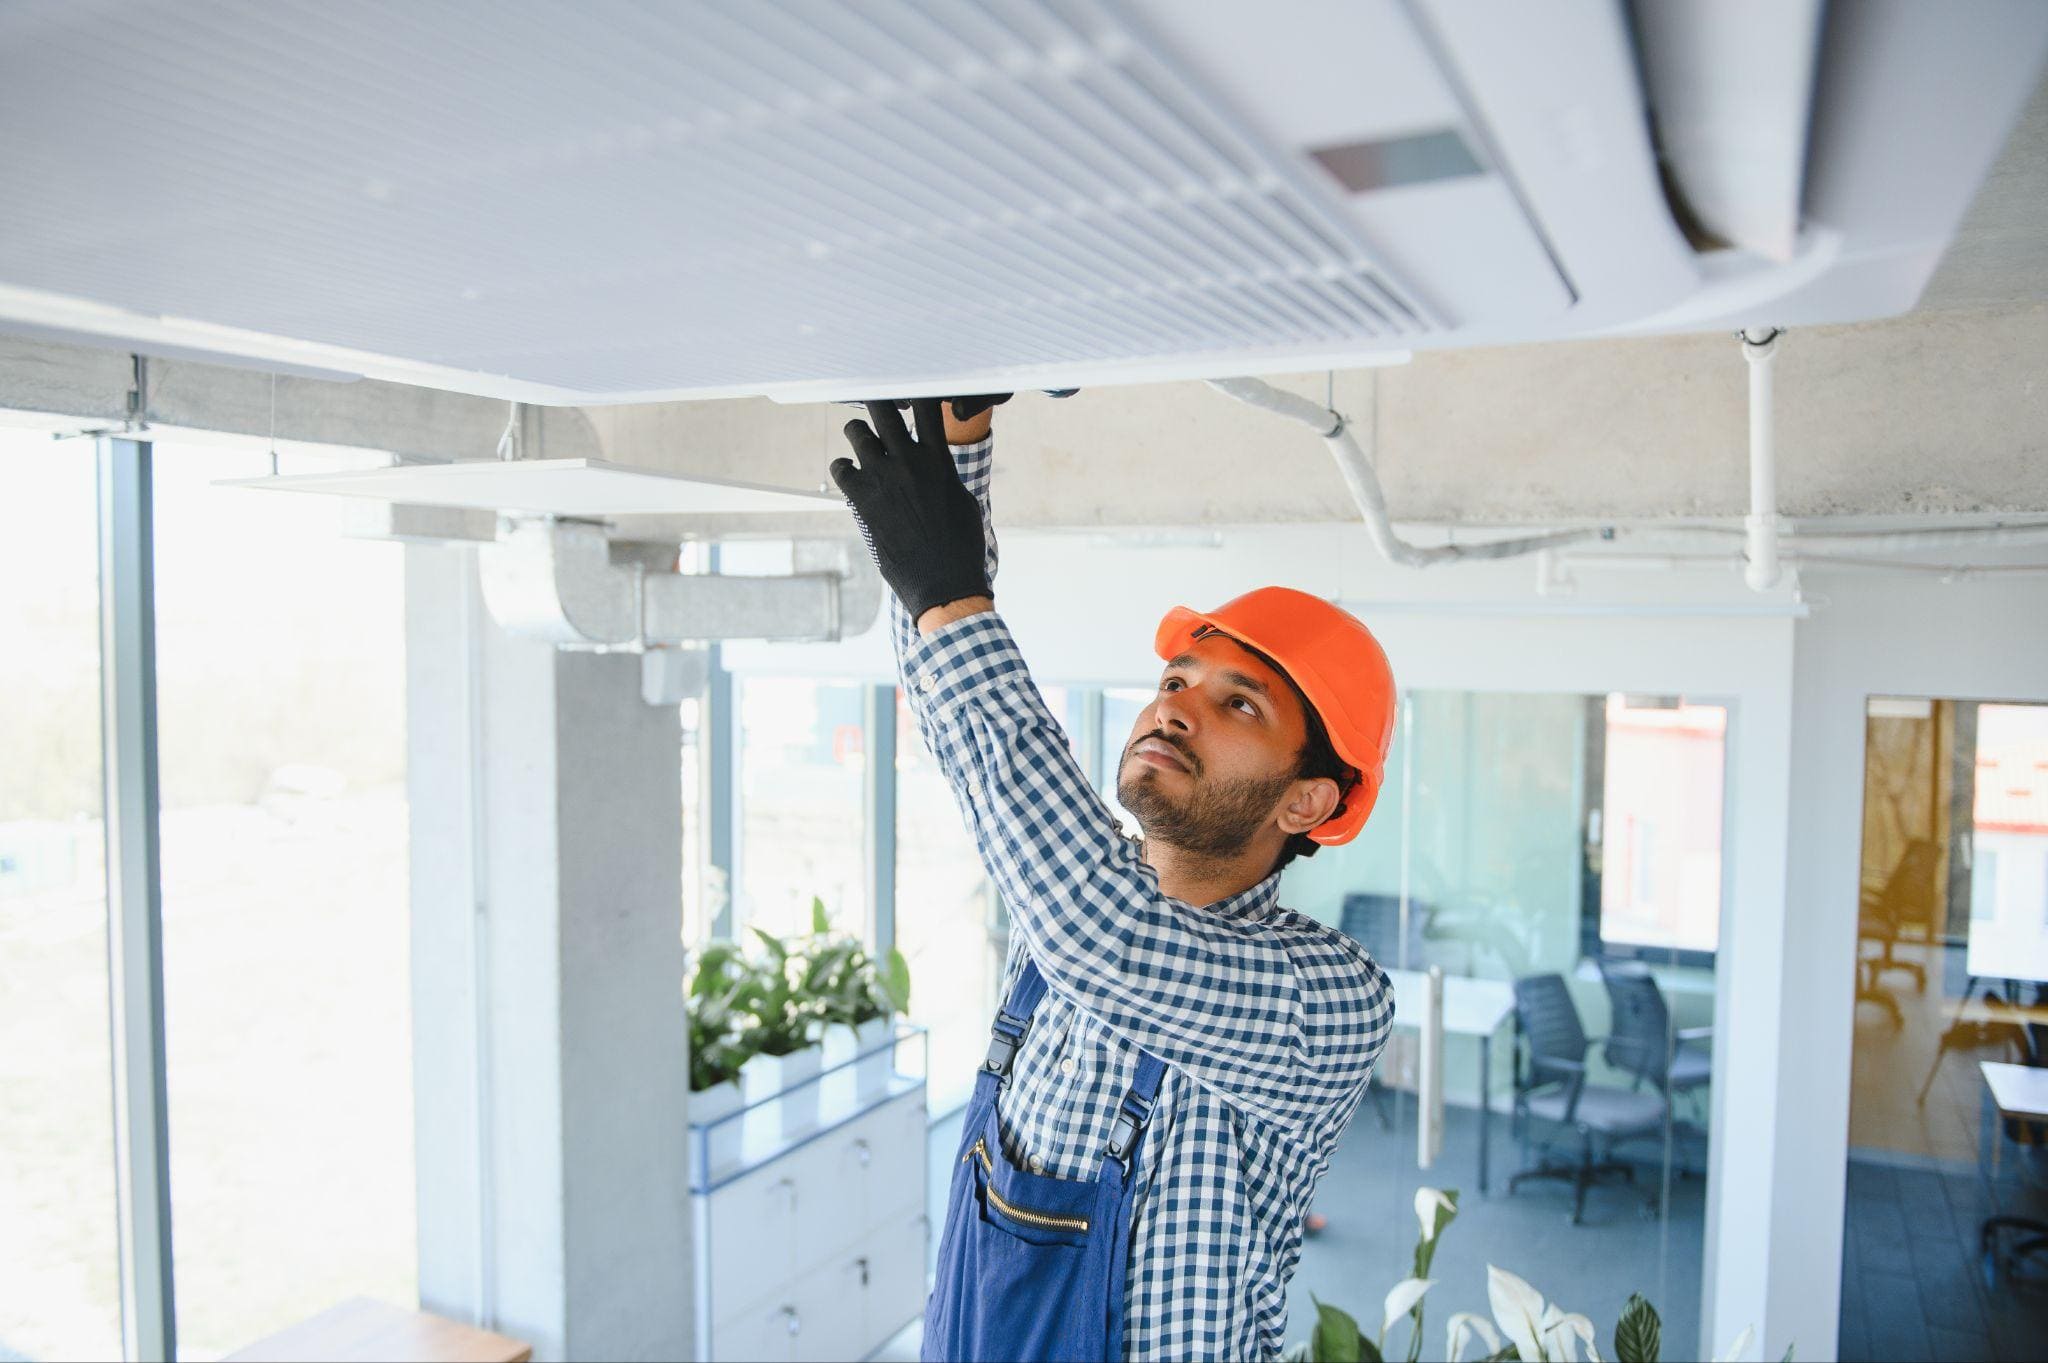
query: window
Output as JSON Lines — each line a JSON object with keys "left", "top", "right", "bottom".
{"left": 734, "top": 676, "right": 868, "bottom": 941}
{"left": 1964, "top": 702, "right": 2048, "bottom": 983}
{"left": 0, "top": 430, "right": 122, "bottom": 1361}
{"left": 1589, "top": 694, "right": 1728, "bottom": 964}
{"left": 680, "top": 693, "right": 710, "bottom": 947}
{"left": 151, "top": 442, "right": 416, "bottom": 1357}
{"left": 894, "top": 688, "right": 999, "bottom": 1114}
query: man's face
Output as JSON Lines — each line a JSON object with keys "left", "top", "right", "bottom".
{"left": 1115, "top": 629, "right": 1319, "bottom": 860}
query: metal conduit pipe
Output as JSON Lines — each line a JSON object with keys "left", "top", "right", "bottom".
{"left": 1206, "top": 376, "right": 1601, "bottom": 568}
{"left": 478, "top": 516, "right": 883, "bottom": 651}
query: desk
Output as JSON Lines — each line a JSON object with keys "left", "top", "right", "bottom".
{"left": 1979, "top": 1061, "right": 2048, "bottom": 1288}
{"left": 1918, "top": 994, "right": 2048, "bottom": 1103}
{"left": 223, "top": 1298, "right": 531, "bottom": 1362}
{"left": 1385, "top": 969, "right": 1516, "bottom": 1193}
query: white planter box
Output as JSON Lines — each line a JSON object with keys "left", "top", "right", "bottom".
{"left": 689, "top": 1079, "right": 747, "bottom": 1179}
{"left": 742, "top": 1043, "right": 823, "bottom": 1137}
{"left": 854, "top": 1015, "right": 895, "bottom": 1101}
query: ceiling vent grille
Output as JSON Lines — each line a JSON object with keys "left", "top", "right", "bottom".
{"left": 0, "top": 0, "right": 1435, "bottom": 401}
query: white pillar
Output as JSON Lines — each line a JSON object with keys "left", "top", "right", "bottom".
{"left": 405, "top": 543, "right": 692, "bottom": 1362}
{"left": 1697, "top": 634, "right": 1801, "bottom": 1359}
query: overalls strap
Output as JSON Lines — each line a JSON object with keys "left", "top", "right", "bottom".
{"left": 981, "top": 952, "right": 1051, "bottom": 1083}
{"left": 1104, "top": 1050, "right": 1167, "bottom": 1172}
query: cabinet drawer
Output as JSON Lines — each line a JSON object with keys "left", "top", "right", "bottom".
{"left": 789, "top": 1093, "right": 926, "bottom": 1266}
{"left": 861, "top": 1205, "right": 931, "bottom": 1353}
{"left": 705, "top": 1145, "right": 813, "bottom": 1308}
{"left": 710, "top": 1294, "right": 798, "bottom": 1363}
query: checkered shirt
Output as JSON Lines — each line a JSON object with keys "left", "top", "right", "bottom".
{"left": 885, "top": 435, "right": 1396, "bottom": 1362}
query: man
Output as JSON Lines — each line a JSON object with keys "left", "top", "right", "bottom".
{"left": 830, "top": 396, "right": 1396, "bottom": 1363}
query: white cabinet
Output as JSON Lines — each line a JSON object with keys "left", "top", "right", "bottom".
{"left": 692, "top": 1081, "right": 930, "bottom": 1362}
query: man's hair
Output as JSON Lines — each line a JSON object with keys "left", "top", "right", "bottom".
{"left": 1220, "top": 635, "right": 1358, "bottom": 877}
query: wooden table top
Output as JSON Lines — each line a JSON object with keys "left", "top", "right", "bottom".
{"left": 223, "top": 1298, "right": 531, "bottom": 1363}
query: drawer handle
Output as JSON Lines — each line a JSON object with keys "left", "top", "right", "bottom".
{"left": 767, "top": 1176, "right": 796, "bottom": 1213}
{"left": 856, "top": 1255, "right": 870, "bottom": 1288}
{"left": 779, "top": 1306, "right": 800, "bottom": 1337}
{"left": 852, "top": 1138, "right": 872, "bottom": 1167}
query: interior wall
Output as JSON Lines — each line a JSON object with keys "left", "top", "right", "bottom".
{"left": 1745, "top": 564, "right": 2048, "bottom": 1360}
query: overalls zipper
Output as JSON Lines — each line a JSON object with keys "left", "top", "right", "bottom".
{"left": 963, "top": 1137, "right": 1091, "bottom": 1232}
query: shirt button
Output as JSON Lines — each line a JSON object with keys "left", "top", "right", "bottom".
{"left": 1059, "top": 1057, "right": 1077, "bottom": 1076}
{"left": 1028, "top": 1154, "right": 1044, "bottom": 1172}
{"left": 920, "top": 672, "right": 938, "bottom": 694}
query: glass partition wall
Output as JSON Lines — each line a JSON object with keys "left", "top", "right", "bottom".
{"left": 1279, "top": 690, "right": 1720, "bottom": 1360}
{"left": 1839, "top": 697, "right": 2048, "bottom": 1362}
{"left": 714, "top": 670, "right": 1724, "bottom": 1354}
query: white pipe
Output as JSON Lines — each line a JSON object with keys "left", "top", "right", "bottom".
{"left": 1207, "top": 377, "right": 1600, "bottom": 568}
{"left": 1629, "top": 522, "right": 2048, "bottom": 552}
{"left": 1741, "top": 327, "right": 1782, "bottom": 590}
{"left": 1567, "top": 550, "right": 2048, "bottom": 579}
{"left": 1210, "top": 368, "right": 2048, "bottom": 578}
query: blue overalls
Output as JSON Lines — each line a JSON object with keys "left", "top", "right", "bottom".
{"left": 923, "top": 954, "right": 1167, "bottom": 1363}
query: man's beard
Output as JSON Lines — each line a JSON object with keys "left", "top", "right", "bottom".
{"left": 1117, "top": 737, "right": 1298, "bottom": 860}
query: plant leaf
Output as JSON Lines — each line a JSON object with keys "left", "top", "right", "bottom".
{"left": 882, "top": 946, "right": 912, "bottom": 1013}
{"left": 1382, "top": 1278, "right": 1434, "bottom": 1341}
{"left": 1412, "top": 1187, "right": 1459, "bottom": 1280}
{"left": 1613, "top": 1294, "right": 1660, "bottom": 1363}
{"left": 811, "top": 895, "right": 830, "bottom": 936}
{"left": 1711, "top": 1325, "right": 1753, "bottom": 1363}
{"left": 1486, "top": 1266, "right": 1546, "bottom": 1363}
{"left": 1310, "top": 1295, "right": 1369, "bottom": 1363}
{"left": 1447, "top": 1313, "right": 1502, "bottom": 1363}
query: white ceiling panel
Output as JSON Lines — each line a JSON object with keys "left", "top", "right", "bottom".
{"left": 0, "top": 0, "right": 1474, "bottom": 403}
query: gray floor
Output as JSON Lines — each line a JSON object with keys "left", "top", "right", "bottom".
{"left": 1837, "top": 1149, "right": 2048, "bottom": 1362}
{"left": 878, "top": 1097, "right": 1707, "bottom": 1361}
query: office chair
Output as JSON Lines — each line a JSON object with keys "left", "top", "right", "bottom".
{"left": 1508, "top": 973, "right": 1667, "bottom": 1225}
{"left": 1856, "top": 839, "right": 1937, "bottom": 1026}
{"left": 1339, "top": 893, "right": 1428, "bottom": 1133}
{"left": 1597, "top": 961, "right": 1712, "bottom": 1095}
{"left": 1597, "top": 959, "right": 1711, "bottom": 1172}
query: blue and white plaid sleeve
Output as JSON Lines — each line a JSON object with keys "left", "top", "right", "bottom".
{"left": 887, "top": 437, "right": 1392, "bottom": 1133}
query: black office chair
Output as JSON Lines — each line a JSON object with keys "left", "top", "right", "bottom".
{"left": 1598, "top": 959, "right": 1711, "bottom": 1172}
{"left": 1598, "top": 961, "right": 1711, "bottom": 1095}
{"left": 1340, "top": 893, "right": 1434, "bottom": 1134}
{"left": 1508, "top": 973, "right": 1667, "bottom": 1224}
{"left": 1339, "top": 893, "right": 1428, "bottom": 971}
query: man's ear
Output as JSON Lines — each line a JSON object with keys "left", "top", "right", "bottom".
{"left": 1276, "top": 775, "right": 1342, "bottom": 836}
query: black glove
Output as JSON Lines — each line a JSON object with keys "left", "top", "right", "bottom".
{"left": 830, "top": 399, "right": 991, "bottom": 620}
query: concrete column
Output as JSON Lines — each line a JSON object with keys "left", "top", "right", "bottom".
{"left": 405, "top": 543, "right": 691, "bottom": 1362}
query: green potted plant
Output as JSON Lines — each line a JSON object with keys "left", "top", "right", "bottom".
{"left": 685, "top": 939, "right": 756, "bottom": 1176}
{"left": 735, "top": 920, "right": 829, "bottom": 1136}
{"left": 802, "top": 896, "right": 912, "bottom": 1101}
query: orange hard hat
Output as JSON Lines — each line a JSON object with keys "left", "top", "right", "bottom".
{"left": 1152, "top": 586, "right": 1397, "bottom": 846}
